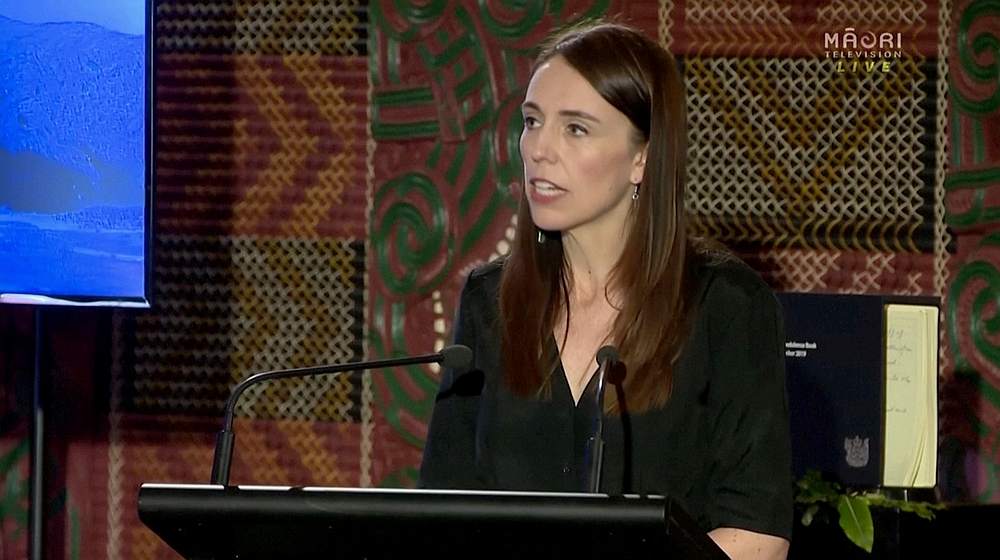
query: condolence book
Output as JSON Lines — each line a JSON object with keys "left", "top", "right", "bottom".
{"left": 776, "top": 292, "right": 939, "bottom": 489}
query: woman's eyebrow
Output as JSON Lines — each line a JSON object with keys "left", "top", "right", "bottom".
{"left": 521, "top": 101, "right": 601, "bottom": 123}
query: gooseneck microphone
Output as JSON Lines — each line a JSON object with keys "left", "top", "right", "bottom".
{"left": 209, "top": 345, "right": 473, "bottom": 486}
{"left": 586, "top": 345, "right": 620, "bottom": 493}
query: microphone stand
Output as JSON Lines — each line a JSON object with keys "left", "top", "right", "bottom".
{"left": 586, "top": 346, "right": 620, "bottom": 493}
{"left": 210, "top": 345, "right": 472, "bottom": 486}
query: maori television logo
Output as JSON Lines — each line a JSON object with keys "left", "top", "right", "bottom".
{"left": 824, "top": 28, "right": 904, "bottom": 73}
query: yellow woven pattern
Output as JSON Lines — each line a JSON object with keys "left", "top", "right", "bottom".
{"left": 816, "top": 1, "right": 925, "bottom": 25}
{"left": 760, "top": 249, "right": 841, "bottom": 292}
{"left": 156, "top": 2, "right": 237, "bottom": 51}
{"left": 231, "top": 53, "right": 356, "bottom": 238}
{"left": 283, "top": 420, "right": 347, "bottom": 484}
{"left": 228, "top": 419, "right": 357, "bottom": 486}
{"left": 682, "top": 0, "right": 804, "bottom": 57}
{"left": 685, "top": 0, "right": 791, "bottom": 25}
{"left": 126, "top": 443, "right": 171, "bottom": 559}
{"left": 230, "top": 238, "right": 359, "bottom": 421}
{"left": 236, "top": 419, "right": 292, "bottom": 484}
{"left": 284, "top": 55, "right": 354, "bottom": 236}
{"left": 933, "top": 0, "right": 951, "bottom": 374}
{"left": 116, "top": 417, "right": 220, "bottom": 559}
{"left": 235, "top": 0, "right": 361, "bottom": 55}
{"left": 361, "top": 35, "right": 377, "bottom": 489}
{"left": 233, "top": 55, "right": 311, "bottom": 233}
{"left": 120, "top": 235, "right": 360, "bottom": 420}
{"left": 659, "top": 0, "right": 673, "bottom": 48}
{"left": 685, "top": 56, "right": 929, "bottom": 252}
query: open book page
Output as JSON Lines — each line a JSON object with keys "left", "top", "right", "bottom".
{"left": 882, "top": 304, "right": 939, "bottom": 487}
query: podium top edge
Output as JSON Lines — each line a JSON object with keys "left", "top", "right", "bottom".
{"left": 138, "top": 483, "right": 667, "bottom": 500}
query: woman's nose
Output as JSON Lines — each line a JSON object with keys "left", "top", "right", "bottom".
{"left": 527, "top": 126, "right": 557, "bottom": 163}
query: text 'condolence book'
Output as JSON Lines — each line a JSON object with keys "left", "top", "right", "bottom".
{"left": 776, "top": 293, "right": 939, "bottom": 489}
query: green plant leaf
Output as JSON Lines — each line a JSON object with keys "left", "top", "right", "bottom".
{"left": 795, "top": 469, "right": 843, "bottom": 504}
{"left": 902, "top": 502, "right": 936, "bottom": 521}
{"left": 801, "top": 504, "right": 818, "bottom": 527}
{"left": 861, "top": 492, "right": 944, "bottom": 521}
{"left": 837, "top": 495, "right": 874, "bottom": 553}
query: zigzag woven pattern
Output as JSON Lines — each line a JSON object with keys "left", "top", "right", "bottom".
{"left": 234, "top": 0, "right": 364, "bottom": 55}
{"left": 156, "top": 1, "right": 238, "bottom": 53}
{"left": 108, "top": 2, "right": 374, "bottom": 555}
{"left": 231, "top": 54, "right": 368, "bottom": 238}
{"left": 751, "top": 249, "right": 937, "bottom": 294}
{"left": 156, "top": 0, "right": 365, "bottom": 55}
{"left": 118, "top": 235, "right": 363, "bottom": 420}
{"left": 108, "top": 413, "right": 217, "bottom": 559}
{"left": 155, "top": 54, "right": 367, "bottom": 239}
{"left": 685, "top": 56, "right": 937, "bottom": 253}
{"left": 673, "top": 0, "right": 939, "bottom": 57}
{"left": 229, "top": 417, "right": 363, "bottom": 486}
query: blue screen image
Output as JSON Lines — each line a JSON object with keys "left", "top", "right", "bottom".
{"left": 0, "top": 2, "right": 148, "bottom": 302}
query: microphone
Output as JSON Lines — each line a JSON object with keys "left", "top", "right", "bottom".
{"left": 209, "top": 345, "right": 473, "bottom": 486}
{"left": 586, "top": 345, "right": 620, "bottom": 493}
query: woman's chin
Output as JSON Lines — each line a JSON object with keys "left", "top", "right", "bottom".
{"left": 528, "top": 212, "right": 573, "bottom": 234}
{"left": 531, "top": 222, "right": 567, "bottom": 236}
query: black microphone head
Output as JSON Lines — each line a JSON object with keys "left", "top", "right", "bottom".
{"left": 596, "top": 345, "right": 619, "bottom": 365}
{"left": 440, "top": 344, "right": 473, "bottom": 371}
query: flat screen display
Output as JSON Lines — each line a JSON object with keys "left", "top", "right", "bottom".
{"left": 0, "top": 1, "right": 152, "bottom": 307}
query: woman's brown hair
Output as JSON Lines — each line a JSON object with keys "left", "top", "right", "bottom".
{"left": 499, "top": 21, "right": 699, "bottom": 413}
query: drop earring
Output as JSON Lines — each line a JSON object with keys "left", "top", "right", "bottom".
{"left": 537, "top": 229, "right": 545, "bottom": 243}
{"left": 632, "top": 183, "right": 640, "bottom": 201}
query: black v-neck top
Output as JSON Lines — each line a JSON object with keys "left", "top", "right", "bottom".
{"left": 419, "top": 256, "right": 793, "bottom": 539}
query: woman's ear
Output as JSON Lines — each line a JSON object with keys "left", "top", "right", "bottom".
{"left": 631, "top": 143, "right": 649, "bottom": 185}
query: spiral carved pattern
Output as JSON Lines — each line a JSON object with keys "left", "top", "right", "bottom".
{"left": 937, "top": 0, "right": 1000, "bottom": 501}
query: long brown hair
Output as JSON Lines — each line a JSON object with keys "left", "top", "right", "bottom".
{"left": 499, "top": 21, "right": 699, "bottom": 413}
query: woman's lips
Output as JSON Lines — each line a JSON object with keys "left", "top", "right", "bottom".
{"left": 528, "top": 178, "right": 567, "bottom": 204}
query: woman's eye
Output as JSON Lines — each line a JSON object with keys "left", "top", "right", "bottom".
{"left": 523, "top": 116, "right": 540, "bottom": 128}
{"left": 567, "top": 123, "right": 588, "bottom": 136}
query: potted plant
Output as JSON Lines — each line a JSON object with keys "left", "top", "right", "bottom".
{"left": 792, "top": 470, "right": 944, "bottom": 555}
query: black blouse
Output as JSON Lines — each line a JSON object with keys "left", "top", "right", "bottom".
{"left": 419, "top": 256, "right": 793, "bottom": 540}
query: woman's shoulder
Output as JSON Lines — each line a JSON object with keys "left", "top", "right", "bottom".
{"left": 691, "top": 247, "right": 774, "bottom": 309}
{"left": 459, "top": 257, "right": 505, "bottom": 301}
{"left": 468, "top": 258, "right": 504, "bottom": 283}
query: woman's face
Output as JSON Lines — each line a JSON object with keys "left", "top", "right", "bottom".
{"left": 519, "top": 55, "right": 646, "bottom": 240}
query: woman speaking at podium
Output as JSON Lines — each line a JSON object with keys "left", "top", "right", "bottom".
{"left": 420, "top": 21, "right": 792, "bottom": 559}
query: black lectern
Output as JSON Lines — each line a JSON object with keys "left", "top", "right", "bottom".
{"left": 138, "top": 484, "right": 728, "bottom": 559}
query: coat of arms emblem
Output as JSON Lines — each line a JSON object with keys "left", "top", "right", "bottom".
{"left": 844, "top": 435, "right": 870, "bottom": 468}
